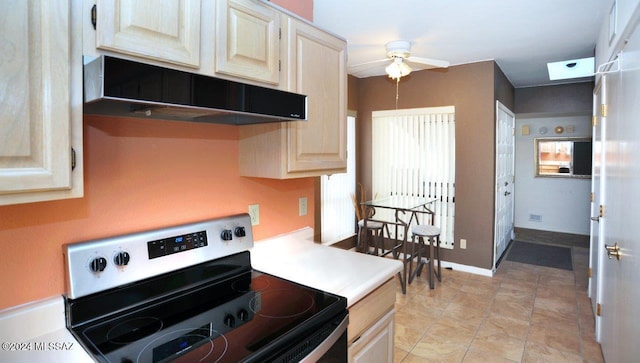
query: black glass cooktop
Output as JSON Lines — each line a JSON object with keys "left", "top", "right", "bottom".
{"left": 66, "top": 252, "right": 346, "bottom": 363}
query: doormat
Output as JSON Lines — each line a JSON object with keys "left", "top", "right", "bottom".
{"left": 506, "top": 241, "right": 573, "bottom": 270}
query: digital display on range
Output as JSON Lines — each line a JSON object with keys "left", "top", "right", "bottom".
{"left": 152, "top": 324, "right": 212, "bottom": 362}
{"left": 147, "top": 231, "right": 207, "bottom": 259}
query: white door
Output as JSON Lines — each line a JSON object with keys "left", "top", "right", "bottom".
{"left": 589, "top": 79, "right": 606, "bottom": 340}
{"left": 494, "top": 101, "right": 515, "bottom": 268}
{"left": 598, "top": 19, "right": 640, "bottom": 362}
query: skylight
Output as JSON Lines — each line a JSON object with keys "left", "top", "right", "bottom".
{"left": 547, "top": 57, "right": 595, "bottom": 81}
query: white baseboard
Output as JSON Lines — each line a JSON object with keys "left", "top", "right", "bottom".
{"left": 353, "top": 247, "right": 496, "bottom": 278}
{"left": 439, "top": 260, "right": 494, "bottom": 277}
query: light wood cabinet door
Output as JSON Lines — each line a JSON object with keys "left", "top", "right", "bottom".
{"left": 238, "top": 15, "right": 347, "bottom": 178}
{"left": 349, "top": 309, "right": 395, "bottom": 363}
{"left": 96, "top": 0, "right": 201, "bottom": 68}
{"left": 284, "top": 16, "right": 347, "bottom": 173}
{"left": 215, "top": 0, "right": 280, "bottom": 85}
{"left": 0, "top": 0, "right": 83, "bottom": 206}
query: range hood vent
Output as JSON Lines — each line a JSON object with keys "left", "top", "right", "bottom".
{"left": 83, "top": 56, "right": 307, "bottom": 125}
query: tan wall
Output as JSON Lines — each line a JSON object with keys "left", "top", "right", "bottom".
{"left": 352, "top": 61, "right": 509, "bottom": 269}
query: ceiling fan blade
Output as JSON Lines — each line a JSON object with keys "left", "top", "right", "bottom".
{"left": 348, "top": 58, "right": 389, "bottom": 75}
{"left": 406, "top": 56, "right": 450, "bottom": 69}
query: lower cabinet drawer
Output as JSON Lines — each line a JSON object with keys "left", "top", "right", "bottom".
{"left": 347, "top": 277, "right": 396, "bottom": 343}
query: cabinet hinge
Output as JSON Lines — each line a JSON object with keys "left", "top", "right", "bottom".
{"left": 599, "top": 204, "right": 605, "bottom": 218}
{"left": 91, "top": 4, "right": 97, "bottom": 30}
{"left": 279, "top": 27, "right": 281, "bottom": 40}
{"left": 590, "top": 192, "right": 594, "bottom": 202}
{"left": 592, "top": 115, "right": 598, "bottom": 126}
{"left": 71, "top": 147, "right": 76, "bottom": 171}
{"left": 596, "top": 303, "right": 602, "bottom": 316}
{"left": 588, "top": 268, "right": 592, "bottom": 278}
{"left": 601, "top": 104, "right": 608, "bottom": 117}
{"left": 278, "top": 59, "right": 281, "bottom": 72}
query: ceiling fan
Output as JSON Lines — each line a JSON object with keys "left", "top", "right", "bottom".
{"left": 349, "top": 40, "right": 449, "bottom": 80}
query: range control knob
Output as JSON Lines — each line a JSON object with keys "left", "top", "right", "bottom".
{"left": 224, "top": 314, "right": 235, "bottom": 328}
{"left": 234, "top": 226, "right": 246, "bottom": 237}
{"left": 114, "top": 251, "right": 130, "bottom": 266}
{"left": 237, "top": 309, "right": 249, "bottom": 321}
{"left": 89, "top": 257, "right": 107, "bottom": 273}
{"left": 221, "top": 229, "right": 233, "bottom": 241}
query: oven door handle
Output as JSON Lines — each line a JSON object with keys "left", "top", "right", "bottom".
{"left": 299, "top": 314, "right": 349, "bottom": 362}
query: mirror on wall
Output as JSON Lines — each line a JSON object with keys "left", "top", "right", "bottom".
{"left": 534, "top": 137, "right": 592, "bottom": 178}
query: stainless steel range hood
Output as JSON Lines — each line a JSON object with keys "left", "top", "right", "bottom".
{"left": 83, "top": 56, "right": 307, "bottom": 125}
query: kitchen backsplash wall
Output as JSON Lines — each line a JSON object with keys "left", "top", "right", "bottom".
{"left": 0, "top": 115, "right": 315, "bottom": 311}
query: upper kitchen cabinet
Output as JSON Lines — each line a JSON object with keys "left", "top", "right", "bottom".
{"left": 94, "top": 0, "right": 202, "bottom": 68}
{"left": 596, "top": 0, "right": 640, "bottom": 69}
{"left": 215, "top": 0, "right": 281, "bottom": 86}
{"left": 238, "top": 16, "right": 347, "bottom": 178}
{"left": 0, "top": 0, "right": 83, "bottom": 206}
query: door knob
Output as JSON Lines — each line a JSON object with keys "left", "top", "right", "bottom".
{"left": 605, "top": 243, "right": 621, "bottom": 260}
{"left": 591, "top": 216, "right": 600, "bottom": 222}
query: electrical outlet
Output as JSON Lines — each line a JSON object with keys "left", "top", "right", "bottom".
{"left": 248, "top": 204, "right": 260, "bottom": 226}
{"left": 460, "top": 239, "right": 467, "bottom": 249}
{"left": 299, "top": 197, "right": 307, "bottom": 216}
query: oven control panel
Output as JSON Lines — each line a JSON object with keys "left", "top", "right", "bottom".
{"left": 147, "top": 230, "right": 208, "bottom": 259}
{"left": 64, "top": 214, "right": 254, "bottom": 299}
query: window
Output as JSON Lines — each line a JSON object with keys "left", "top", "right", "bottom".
{"left": 535, "top": 137, "right": 592, "bottom": 178}
{"left": 372, "top": 107, "right": 455, "bottom": 248}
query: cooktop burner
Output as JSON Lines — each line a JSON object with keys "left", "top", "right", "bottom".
{"left": 250, "top": 289, "right": 315, "bottom": 319}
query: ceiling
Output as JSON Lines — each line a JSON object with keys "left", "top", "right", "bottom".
{"left": 312, "top": 0, "right": 610, "bottom": 88}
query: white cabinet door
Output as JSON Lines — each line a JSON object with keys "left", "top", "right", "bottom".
{"left": 96, "top": 0, "right": 201, "bottom": 67}
{"left": 349, "top": 309, "right": 394, "bottom": 363}
{"left": 215, "top": 0, "right": 280, "bottom": 85}
{"left": 0, "top": 0, "right": 83, "bottom": 206}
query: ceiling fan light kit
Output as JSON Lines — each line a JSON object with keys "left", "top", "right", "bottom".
{"left": 385, "top": 57, "right": 412, "bottom": 80}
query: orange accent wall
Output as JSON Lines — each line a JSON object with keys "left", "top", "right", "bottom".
{"left": 0, "top": 117, "right": 315, "bottom": 311}
{"left": 0, "top": 0, "right": 316, "bottom": 312}
{"left": 270, "top": 0, "right": 313, "bottom": 21}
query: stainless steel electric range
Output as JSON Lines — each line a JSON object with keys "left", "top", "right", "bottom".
{"left": 63, "top": 214, "right": 347, "bottom": 363}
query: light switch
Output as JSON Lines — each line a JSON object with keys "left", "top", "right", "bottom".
{"left": 521, "top": 125, "right": 530, "bottom": 136}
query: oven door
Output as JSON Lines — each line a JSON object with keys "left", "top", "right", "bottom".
{"left": 262, "top": 310, "right": 348, "bottom": 363}
{"left": 300, "top": 313, "right": 348, "bottom": 362}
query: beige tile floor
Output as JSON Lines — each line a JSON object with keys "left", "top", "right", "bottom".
{"left": 392, "top": 246, "right": 604, "bottom": 362}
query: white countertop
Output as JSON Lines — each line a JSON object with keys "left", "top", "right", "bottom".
{"left": 250, "top": 227, "right": 403, "bottom": 307}
{"left": 0, "top": 227, "right": 401, "bottom": 362}
{"left": 0, "top": 296, "right": 93, "bottom": 363}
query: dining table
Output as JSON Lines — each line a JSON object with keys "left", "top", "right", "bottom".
{"left": 360, "top": 195, "right": 437, "bottom": 293}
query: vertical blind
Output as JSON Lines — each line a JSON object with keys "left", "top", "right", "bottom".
{"left": 321, "top": 116, "right": 356, "bottom": 245}
{"left": 372, "top": 107, "right": 455, "bottom": 248}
